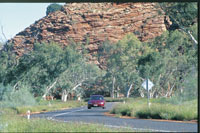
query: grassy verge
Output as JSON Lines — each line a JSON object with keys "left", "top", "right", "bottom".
{"left": 6, "top": 100, "right": 86, "bottom": 114}
{"left": 104, "top": 97, "right": 128, "bottom": 102}
{"left": 110, "top": 98, "right": 197, "bottom": 121}
{"left": 0, "top": 109, "right": 134, "bottom": 132}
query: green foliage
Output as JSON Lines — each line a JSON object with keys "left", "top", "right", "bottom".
{"left": 1, "top": 85, "right": 36, "bottom": 108}
{"left": 138, "top": 51, "right": 163, "bottom": 79}
{"left": 0, "top": 42, "right": 3, "bottom": 50}
{"left": 0, "top": 43, "right": 17, "bottom": 84}
{"left": 110, "top": 98, "right": 197, "bottom": 121}
{"left": 159, "top": 3, "right": 197, "bottom": 29}
{"left": 9, "top": 42, "right": 67, "bottom": 96}
{"left": 135, "top": 101, "right": 197, "bottom": 120}
{"left": 145, "top": 27, "right": 197, "bottom": 98}
{"left": 0, "top": 83, "right": 12, "bottom": 101}
{"left": 0, "top": 40, "right": 102, "bottom": 100}
{"left": 46, "top": 3, "right": 63, "bottom": 16}
{"left": 176, "top": 69, "right": 197, "bottom": 101}
{"left": 102, "top": 33, "right": 153, "bottom": 97}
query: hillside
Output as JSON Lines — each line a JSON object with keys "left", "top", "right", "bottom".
{"left": 8, "top": 3, "right": 171, "bottom": 66}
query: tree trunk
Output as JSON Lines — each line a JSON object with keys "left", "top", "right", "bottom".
{"left": 168, "top": 83, "right": 175, "bottom": 97}
{"left": 111, "top": 76, "right": 115, "bottom": 99}
{"left": 116, "top": 86, "right": 120, "bottom": 98}
{"left": 165, "top": 82, "right": 175, "bottom": 98}
{"left": 62, "top": 90, "right": 68, "bottom": 102}
{"left": 63, "top": 93, "right": 68, "bottom": 102}
{"left": 149, "top": 88, "right": 157, "bottom": 98}
{"left": 42, "top": 79, "right": 57, "bottom": 100}
{"left": 126, "top": 83, "right": 133, "bottom": 98}
{"left": 180, "top": 28, "right": 198, "bottom": 46}
{"left": 139, "top": 89, "right": 145, "bottom": 98}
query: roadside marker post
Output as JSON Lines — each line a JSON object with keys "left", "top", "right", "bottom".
{"left": 27, "top": 110, "right": 31, "bottom": 120}
{"left": 146, "top": 79, "right": 150, "bottom": 108}
{"left": 142, "top": 78, "right": 154, "bottom": 108}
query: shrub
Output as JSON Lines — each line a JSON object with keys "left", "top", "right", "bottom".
{"left": 46, "top": 3, "right": 63, "bottom": 16}
{"left": 110, "top": 98, "right": 197, "bottom": 121}
{"left": 1, "top": 85, "right": 36, "bottom": 108}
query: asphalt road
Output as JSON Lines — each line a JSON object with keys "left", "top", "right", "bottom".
{"left": 31, "top": 102, "right": 197, "bottom": 132}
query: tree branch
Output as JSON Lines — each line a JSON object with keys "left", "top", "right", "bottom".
{"left": 1, "top": 25, "right": 7, "bottom": 42}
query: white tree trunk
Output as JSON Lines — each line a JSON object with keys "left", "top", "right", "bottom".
{"left": 126, "top": 83, "right": 133, "bottom": 98}
{"left": 139, "top": 90, "right": 145, "bottom": 98}
{"left": 180, "top": 28, "right": 198, "bottom": 45}
{"left": 168, "top": 83, "right": 175, "bottom": 97}
{"left": 62, "top": 90, "right": 68, "bottom": 102}
{"left": 61, "top": 90, "right": 66, "bottom": 101}
{"left": 42, "top": 79, "right": 57, "bottom": 100}
{"left": 164, "top": 82, "right": 175, "bottom": 98}
{"left": 150, "top": 89, "right": 156, "bottom": 98}
{"left": 63, "top": 94, "right": 68, "bottom": 102}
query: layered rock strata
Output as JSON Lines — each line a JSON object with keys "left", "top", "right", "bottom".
{"left": 8, "top": 3, "right": 171, "bottom": 66}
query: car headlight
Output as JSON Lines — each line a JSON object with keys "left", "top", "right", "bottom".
{"left": 100, "top": 102, "right": 104, "bottom": 104}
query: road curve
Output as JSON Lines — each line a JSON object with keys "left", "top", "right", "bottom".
{"left": 31, "top": 102, "right": 197, "bottom": 132}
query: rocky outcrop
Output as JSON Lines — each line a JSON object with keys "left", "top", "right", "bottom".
{"left": 8, "top": 3, "right": 171, "bottom": 65}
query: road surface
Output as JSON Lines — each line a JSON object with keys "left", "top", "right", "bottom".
{"left": 31, "top": 102, "right": 197, "bottom": 132}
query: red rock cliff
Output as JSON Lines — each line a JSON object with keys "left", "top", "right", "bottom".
{"left": 8, "top": 3, "right": 171, "bottom": 65}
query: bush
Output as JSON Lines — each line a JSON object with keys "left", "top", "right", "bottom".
{"left": 1, "top": 85, "right": 36, "bottom": 108}
{"left": 46, "top": 3, "right": 63, "bottom": 16}
{"left": 110, "top": 98, "right": 197, "bottom": 121}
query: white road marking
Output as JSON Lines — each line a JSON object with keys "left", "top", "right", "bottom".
{"left": 53, "top": 108, "right": 85, "bottom": 117}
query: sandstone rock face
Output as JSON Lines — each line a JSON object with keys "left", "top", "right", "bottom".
{"left": 8, "top": 3, "right": 170, "bottom": 64}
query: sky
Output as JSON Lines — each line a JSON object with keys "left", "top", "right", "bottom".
{"left": 0, "top": 3, "right": 65, "bottom": 42}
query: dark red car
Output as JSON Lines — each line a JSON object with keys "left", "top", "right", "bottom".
{"left": 87, "top": 95, "right": 105, "bottom": 109}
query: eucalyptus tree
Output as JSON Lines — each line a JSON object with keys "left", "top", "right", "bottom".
{"left": 158, "top": 2, "right": 198, "bottom": 45}
{"left": 57, "top": 60, "right": 101, "bottom": 102}
{"left": 147, "top": 26, "right": 197, "bottom": 98}
{"left": 138, "top": 51, "right": 165, "bottom": 98}
{"left": 112, "top": 34, "right": 143, "bottom": 98}
{"left": 97, "top": 40, "right": 117, "bottom": 98}
{"left": 9, "top": 42, "right": 67, "bottom": 97}
{"left": 103, "top": 33, "right": 154, "bottom": 98}
{"left": 55, "top": 44, "right": 101, "bottom": 101}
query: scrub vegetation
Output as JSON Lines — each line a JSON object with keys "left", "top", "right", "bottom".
{"left": 110, "top": 97, "right": 197, "bottom": 121}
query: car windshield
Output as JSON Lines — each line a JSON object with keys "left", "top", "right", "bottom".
{"left": 90, "top": 96, "right": 103, "bottom": 100}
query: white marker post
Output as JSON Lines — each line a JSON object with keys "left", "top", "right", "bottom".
{"left": 27, "top": 110, "right": 31, "bottom": 120}
{"left": 146, "top": 78, "right": 149, "bottom": 108}
{"left": 142, "top": 79, "right": 154, "bottom": 108}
